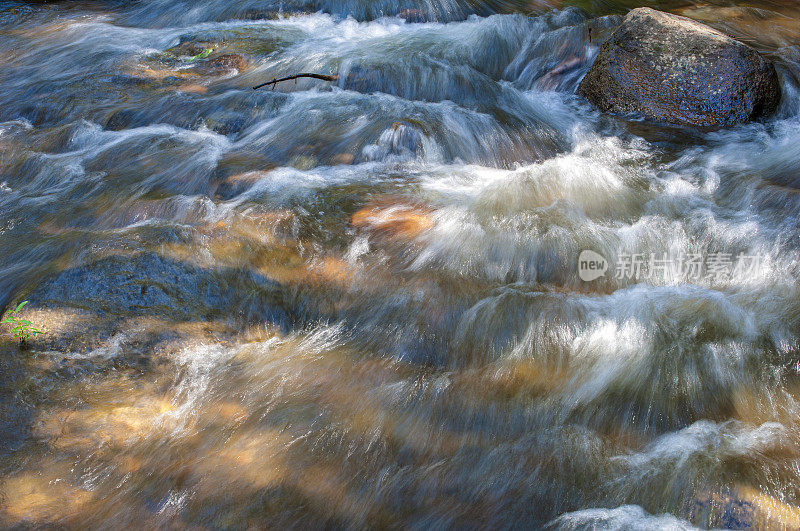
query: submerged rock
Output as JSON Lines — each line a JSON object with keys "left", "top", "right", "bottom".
{"left": 678, "top": 6, "right": 800, "bottom": 51}
{"left": 26, "top": 252, "right": 284, "bottom": 323}
{"left": 578, "top": 7, "right": 781, "bottom": 128}
{"left": 693, "top": 486, "right": 800, "bottom": 529}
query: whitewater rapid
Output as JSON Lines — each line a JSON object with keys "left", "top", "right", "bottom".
{"left": 1, "top": 0, "right": 799, "bottom": 527}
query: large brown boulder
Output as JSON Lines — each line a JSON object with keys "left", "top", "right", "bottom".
{"left": 578, "top": 7, "right": 781, "bottom": 128}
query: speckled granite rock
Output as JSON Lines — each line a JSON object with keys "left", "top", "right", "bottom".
{"left": 578, "top": 7, "right": 781, "bottom": 128}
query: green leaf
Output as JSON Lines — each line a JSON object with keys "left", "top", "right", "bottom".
{"left": 15, "top": 301, "right": 27, "bottom": 312}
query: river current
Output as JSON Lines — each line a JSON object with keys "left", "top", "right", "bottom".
{"left": 0, "top": 0, "right": 800, "bottom": 528}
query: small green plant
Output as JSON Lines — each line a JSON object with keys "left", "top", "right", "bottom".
{"left": 186, "top": 48, "right": 213, "bottom": 61}
{"left": 1, "top": 301, "right": 42, "bottom": 350}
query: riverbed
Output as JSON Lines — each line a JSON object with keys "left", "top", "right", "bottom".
{"left": 1, "top": 0, "right": 799, "bottom": 527}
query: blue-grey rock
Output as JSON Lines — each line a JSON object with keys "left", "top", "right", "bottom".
{"left": 578, "top": 8, "right": 781, "bottom": 127}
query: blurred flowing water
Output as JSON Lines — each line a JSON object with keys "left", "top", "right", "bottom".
{"left": 0, "top": 0, "right": 800, "bottom": 527}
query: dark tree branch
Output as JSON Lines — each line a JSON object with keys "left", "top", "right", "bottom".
{"left": 253, "top": 73, "right": 339, "bottom": 90}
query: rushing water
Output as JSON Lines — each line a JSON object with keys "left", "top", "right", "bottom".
{"left": 1, "top": 0, "right": 800, "bottom": 527}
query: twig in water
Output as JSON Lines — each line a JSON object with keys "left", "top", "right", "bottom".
{"left": 253, "top": 73, "right": 339, "bottom": 90}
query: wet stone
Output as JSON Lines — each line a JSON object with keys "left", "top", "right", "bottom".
{"left": 578, "top": 8, "right": 781, "bottom": 127}
{"left": 26, "top": 252, "right": 281, "bottom": 322}
{"left": 103, "top": 108, "right": 147, "bottom": 131}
